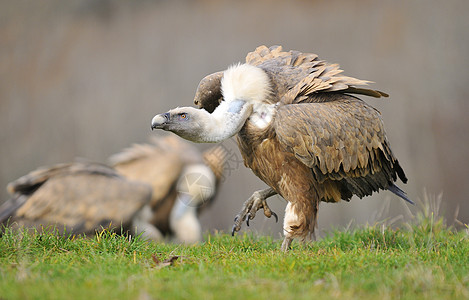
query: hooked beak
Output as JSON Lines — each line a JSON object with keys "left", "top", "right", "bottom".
{"left": 151, "top": 112, "right": 170, "bottom": 130}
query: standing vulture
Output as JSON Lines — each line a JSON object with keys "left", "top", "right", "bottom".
{"left": 151, "top": 45, "right": 412, "bottom": 251}
{"left": 0, "top": 162, "right": 154, "bottom": 237}
{"left": 109, "top": 135, "right": 226, "bottom": 243}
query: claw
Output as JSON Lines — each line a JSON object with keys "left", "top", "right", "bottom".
{"left": 272, "top": 211, "right": 278, "bottom": 223}
{"left": 231, "top": 188, "right": 278, "bottom": 237}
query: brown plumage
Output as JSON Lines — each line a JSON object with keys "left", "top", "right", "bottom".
{"left": 151, "top": 45, "right": 411, "bottom": 251}
{"left": 110, "top": 135, "right": 226, "bottom": 242}
{"left": 1, "top": 136, "right": 226, "bottom": 243}
{"left": 0, "top": 162, "right": 152, "bottom": 235}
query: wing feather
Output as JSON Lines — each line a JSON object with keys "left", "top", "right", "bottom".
{"left": 110, "top": 136, "right": 188, "bottom": 206}
{"left": 3, "top": 162, "right": 151, "bottom": 233}
{"left": 246, "top": 45, "right": 387, "bottom": 104}
{"left": 196, "top": 45, "right": 388, "bottom": 116}
{"left": 274, "top": 95, "right": 406, "bottom": 201}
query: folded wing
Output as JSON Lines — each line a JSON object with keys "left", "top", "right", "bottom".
{"left": 274, "top": 95, "right": 407, "bottom": 202}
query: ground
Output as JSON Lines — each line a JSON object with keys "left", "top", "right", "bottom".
{"left": 1, "top": 211, "right": 468, "bottom": 300}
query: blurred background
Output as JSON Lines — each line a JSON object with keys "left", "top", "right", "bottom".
{"left": 1, "top": 0, "right": 468, "bottom": 238}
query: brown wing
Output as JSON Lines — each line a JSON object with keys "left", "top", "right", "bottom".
{"left": 246, "top": 45, "right": 388, "bottom": 104}
{"left": 111, "top": 143, "right": 183, "bottom": 207}
{"left": 195, "top": 45, "right": 387, "bottom": 111}
{"left": 7, "top": 162, "right": 117, "bottom": 195}
{"left": 274, "top": 94, "right": 407, "bottom": 201}
{"left": 110, "top": 135, "right": 206, "bottom": 207}
{"left": 151, "top": 135, "right": 205, "bottom": 164}
{"left": 2, "top": 162, "right": 151, "bottom": 233}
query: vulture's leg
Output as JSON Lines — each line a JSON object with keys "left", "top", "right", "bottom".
{"left": 132, "top": 205, "right": 164, "bottom": 241}
{"left": 231, "top": 187, "right": 278, "bottom": 236}
{"left": 281, "top": 199, "right": 319, "bottom": 251}
{"left": 281, "top": 236, "right": 293, "bottom": 252}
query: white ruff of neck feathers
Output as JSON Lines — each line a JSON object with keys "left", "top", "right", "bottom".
{"left": 221, "top": 63, "right": 272, "bottom": 105}
{"left": 192, "top": 64, "right": 272, "bottom": 142}
{"left": 222, "top": 63, "right": 277, "bottom": 130}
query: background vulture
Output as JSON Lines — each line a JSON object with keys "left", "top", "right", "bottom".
{"left": 0, "top": 162, "right": 153, "bottom": 237}
{"left": 1, "top": 135, "right": 226, "bottom": 243}
{"left": 110, "top": 135, "right": 226, "bottom": 243}
{"left": 151, "top": 45, "right": 412, "bottom": 251}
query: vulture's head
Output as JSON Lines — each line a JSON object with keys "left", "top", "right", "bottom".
{"left": 151, "top": 107, "right": 209, "bottom": 142}
{"left": 151, "top": 64, "right": 272, "bottom": 143}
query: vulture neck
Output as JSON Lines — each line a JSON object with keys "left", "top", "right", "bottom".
{"left": 189, "top": 63, "right": 273, "bottom": 143}
{"left": 198, "top": 99, "right": 253, "bottom": 143}
{"left": 221, "top": 63, "right": 275, "bottom": 130}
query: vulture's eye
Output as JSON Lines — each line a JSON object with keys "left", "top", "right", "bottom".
{"left": 179, "top": 113, "right": 188, "bottom": 120}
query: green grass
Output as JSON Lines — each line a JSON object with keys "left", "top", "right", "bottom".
{"left": 1, "top": 218, "right": 468, "bottom": 300}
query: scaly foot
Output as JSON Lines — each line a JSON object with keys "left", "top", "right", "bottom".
{"left": 231, "top": 187, "right": 278, "bottom": 236}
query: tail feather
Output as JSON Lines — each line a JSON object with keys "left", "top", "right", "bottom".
{"left": 388, "top": 183, "right": 414, "bottom": 205}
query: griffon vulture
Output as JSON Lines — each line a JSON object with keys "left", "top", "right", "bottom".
{"left": 0, "top": 136, "right": 226, "bottom": 244}
{"left": 151, "top": 45, "right": 412, "bottom": 251}
{"left": 109, "top": 135, "right": 226, "bottom": 243}
{"left": 0, "top": 162, "right": 154, "bottom": 237}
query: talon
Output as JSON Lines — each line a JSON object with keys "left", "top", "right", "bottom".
{"left": 231, "top": 188, "right": 277, "bottom": 238}
{"left": 246, "top": 212, "right": 252, "bottom": 226}
{"left": 272, "top": 211, "right": 278, "bottom": 223}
